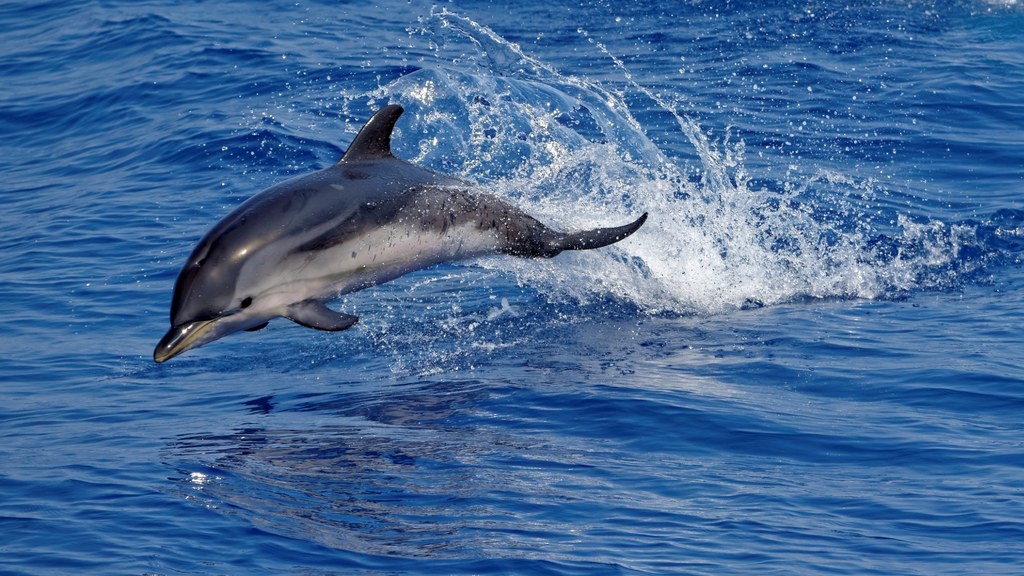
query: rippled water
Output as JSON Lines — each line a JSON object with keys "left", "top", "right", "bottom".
{"left": 2, "top": 1, "right": 1023, "bottom": 574}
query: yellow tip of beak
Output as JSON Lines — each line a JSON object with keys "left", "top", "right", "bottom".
{"left": 153, "top": 320, "right": 214, "bottom": 363}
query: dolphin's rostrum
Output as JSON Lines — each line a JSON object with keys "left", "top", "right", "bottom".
{"left": 154, "top": 105, "right": 647, "bottom": 362}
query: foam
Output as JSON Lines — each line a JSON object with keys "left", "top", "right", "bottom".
{"left": 332, "top": 8, "right": 1002, "bottom": 316}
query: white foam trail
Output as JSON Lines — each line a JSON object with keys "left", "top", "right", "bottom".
{"left": 339, "top": 8, "right": 987, "bottom": 315}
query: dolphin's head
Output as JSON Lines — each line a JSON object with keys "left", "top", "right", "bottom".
{"left": 154, "top": 167, "right": 342, "bottom": 363}
{"left": 154, "top": 230, "right": 277, "bottom": 363}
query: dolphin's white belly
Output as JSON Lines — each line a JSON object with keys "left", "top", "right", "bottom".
{"left": 242, "top": 221, "right": 501, "bottom": 311}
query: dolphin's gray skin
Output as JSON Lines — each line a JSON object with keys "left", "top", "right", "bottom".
{"left": 154, "top": 105, "right": 647, "bottom": 362}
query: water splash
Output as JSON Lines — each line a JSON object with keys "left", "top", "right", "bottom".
{"left": 336, "top": 8, "right": 1016, "bottom": 316}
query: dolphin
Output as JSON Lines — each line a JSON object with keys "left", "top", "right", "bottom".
{"left": 154, "top": 104, "right": 646, "bottom": 362}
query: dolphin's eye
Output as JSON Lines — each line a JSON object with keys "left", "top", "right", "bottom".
{"left": 240, "top": 296, "right": 253, "bottom": 309}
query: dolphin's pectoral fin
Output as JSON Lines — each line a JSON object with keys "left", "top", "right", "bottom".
{"left": 285, "top": 300, "right": 359, "bottom": 331}
{"left": 245, "top": 322, "right": 270, "bottom": 332}
{"left": 539, "top": 212, "right": 648, "bottom": 257}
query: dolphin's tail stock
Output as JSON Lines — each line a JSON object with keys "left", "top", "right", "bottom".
{"left": 551, "top": 213, "right": 648, "bottom": 253}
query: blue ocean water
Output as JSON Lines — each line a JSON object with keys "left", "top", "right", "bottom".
{"left": 2, "top": 0, "right": 1023, "bottom": 574}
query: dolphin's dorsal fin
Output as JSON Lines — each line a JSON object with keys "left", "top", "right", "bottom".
{"left": 339, "top": 104, "right": 404, "bottom": 163}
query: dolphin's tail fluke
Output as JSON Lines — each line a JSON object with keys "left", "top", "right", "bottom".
{"left": 548, "top": 212, "right": 647, "bottom": 255}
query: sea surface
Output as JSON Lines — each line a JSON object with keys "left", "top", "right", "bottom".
{"left": 2, "top": 1, "right": 1023, "bottom": 574}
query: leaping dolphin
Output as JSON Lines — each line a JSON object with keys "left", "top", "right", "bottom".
{"left": 154, "top": 104, "right": 647, "bottom": 362}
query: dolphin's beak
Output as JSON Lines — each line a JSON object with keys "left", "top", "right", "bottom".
{"left": 153, "top": 320, "right": 216, "bottom": 363}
